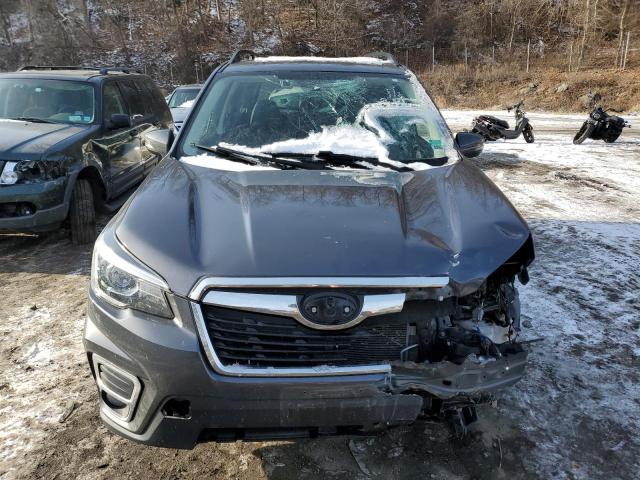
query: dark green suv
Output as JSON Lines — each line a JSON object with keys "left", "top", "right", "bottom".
{"left": 0, "top": 66, "right": 172, "bottom": 243}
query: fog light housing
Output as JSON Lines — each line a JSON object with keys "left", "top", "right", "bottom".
{"left": 92, "top": 354, "right": 142, "bottom": 425}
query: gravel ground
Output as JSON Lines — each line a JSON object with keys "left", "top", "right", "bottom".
{"left": 1, "top": 111, "right": 638, "bottom": 479}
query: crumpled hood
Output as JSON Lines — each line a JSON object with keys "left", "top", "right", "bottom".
{"left": 0, "top": 120, "right": 88, "bottom": 160}
{"left": 116, "top": 158, "right": 532, "bottom": 297}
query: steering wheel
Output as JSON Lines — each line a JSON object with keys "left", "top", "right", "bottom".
{"left": 57, "top": 104, "right": 76, "bottom": 114}
{"left": 299, "top": 96, "right": 337, "bottom": 131}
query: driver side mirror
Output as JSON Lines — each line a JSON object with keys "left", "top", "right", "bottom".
{"left": 108, "top": 113, "right": 131, "bottom": 130}
{"left": 455, "top": 132, "right": 484, "bottom": 158}
{"left": 143, "top": 129, "right": 173, "bottom": 157}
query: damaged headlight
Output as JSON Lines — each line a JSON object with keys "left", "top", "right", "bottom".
{"left": 0, "top": 160, "right": 64, "bottom": 185}
{"left": 91, "top": 230, "right": 173, "bottom": 318}
{"left": 0, "top": 162, "right": 19, "bottom": 185}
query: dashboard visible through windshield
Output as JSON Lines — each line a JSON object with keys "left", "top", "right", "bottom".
{"left": 179, "top": 70, "right": 457, "bottom": 168}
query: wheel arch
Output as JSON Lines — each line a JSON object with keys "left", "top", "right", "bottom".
{"left": 63, "top": 166, "right": 107, "bottom": 217}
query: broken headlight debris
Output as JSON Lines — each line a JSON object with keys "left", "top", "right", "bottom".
{"left": 91, "top": 231, "right": 173, "bottom": 319}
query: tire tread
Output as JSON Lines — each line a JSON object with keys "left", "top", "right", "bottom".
{"left": 69, "top": 179, "right": 96, "bottom": 245}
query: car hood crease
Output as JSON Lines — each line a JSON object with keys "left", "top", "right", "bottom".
{"left": 115, "top": 158, "right": 531, "bottom": 297}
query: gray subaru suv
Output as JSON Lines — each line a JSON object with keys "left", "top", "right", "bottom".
{"left": 84, "top": 51, "right": 534, "bottom": 448}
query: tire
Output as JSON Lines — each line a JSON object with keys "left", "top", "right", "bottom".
{"left": 523, "top": 126, "right": 535, "bottom": 143}
{"left": 573, "top": 122, "right": 594, "bottom": 145}
{"left": 69, "top": 179, "right": 97, "bottom": 245}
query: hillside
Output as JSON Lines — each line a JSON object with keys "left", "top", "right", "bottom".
{"left": 0, "top": 0, "right": 638, "bottom": 112}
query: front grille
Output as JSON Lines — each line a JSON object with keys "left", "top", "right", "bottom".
{"left": 201, "top": 305, "right": 408, "bottom": 368}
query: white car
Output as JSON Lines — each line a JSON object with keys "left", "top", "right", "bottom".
{"left": 166, "top": 84, "right": 202, "bottom": 130}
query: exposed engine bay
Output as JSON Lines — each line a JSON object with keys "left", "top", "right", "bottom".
{"left": 378, "top": 269, "right": 531, "bottom": 436}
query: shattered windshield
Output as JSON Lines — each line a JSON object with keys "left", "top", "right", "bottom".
{"left": 180, "top": 71, "right": 457, "bottom": 169}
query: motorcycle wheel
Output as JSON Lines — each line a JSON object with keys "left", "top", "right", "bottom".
{"left": 573, "top": 122, "right": 595, "bottom": 145}
{"left": 523, "top": 126, "right": 535, "bottom": 143}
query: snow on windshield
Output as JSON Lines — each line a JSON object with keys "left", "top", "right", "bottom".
{"left": 180, "top": 71, "right": 457, "bottom": 171}
{"left": 216, "top": 102, "right": 452, "bottom": 171}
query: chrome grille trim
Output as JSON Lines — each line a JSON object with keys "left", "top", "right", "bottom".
{"left": 189, "top": 276, "right": 450, "bottom": 300}
{"left": 200, "top": 291, "right": 406, "bottom": 331}
{"left": 189, "top": 276, "right": 449, "bottom": 377}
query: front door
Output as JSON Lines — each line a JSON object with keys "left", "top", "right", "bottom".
{"left": 97, "top": 81, "right": 143, "bottom": 198}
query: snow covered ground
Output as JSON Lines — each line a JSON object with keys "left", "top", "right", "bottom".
{"left": 444, "top": 110, "right": 640, "bottom": 478}
{"left": 0, "top": 111, "right": 638, "bottom": 479}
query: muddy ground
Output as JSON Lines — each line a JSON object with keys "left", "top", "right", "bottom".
{"left": 1, "top": 112, "right": 639, "bottom": 479}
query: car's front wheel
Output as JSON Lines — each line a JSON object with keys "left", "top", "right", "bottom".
{"left": 69, "top": 179, "right": 97, "bottom": 245}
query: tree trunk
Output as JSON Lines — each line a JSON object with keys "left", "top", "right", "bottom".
{"left": 615, "top": 0, "right": 629, "bottom": 68}
{"left": 578, "top": 0, "right": 590, "bottom": 67}
{"left": 508, "top": 2, "right": 519, "bottom": 51}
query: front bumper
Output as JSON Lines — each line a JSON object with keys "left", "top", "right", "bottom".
{"left": 0, "top": 177, "right": 69, "bottom": 232}
{"left": 84, "top": 290, "right": 528, "bottom": 449}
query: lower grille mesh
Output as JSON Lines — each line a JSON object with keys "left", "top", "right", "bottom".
{"left": 201, "top": 305, "right": 407, "bottom": 368}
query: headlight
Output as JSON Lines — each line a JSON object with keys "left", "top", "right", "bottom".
{"left": 0, "top": 162, "right": 19, "bottom": 185}
{"left": 91, "top": 230, "right": 173, "bottom": 318}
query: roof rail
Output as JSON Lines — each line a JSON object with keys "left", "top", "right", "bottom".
{"left": 17, "top": 65, "right": 135, "bottom": 74}
{"left": 364, "top": 51, "right": 398, "bottom": 64}
{"left": 229, "top": 49, "right": 256, "bottom": 64}
{"left": 19, "top": 65, "right": 100, "bottom": 71}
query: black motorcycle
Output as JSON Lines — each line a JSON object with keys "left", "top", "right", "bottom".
{"left": 573, "top": 107, "right": 630, "bottom": 144}
{"left": 471, "top": 101, "right": 534, "bottom": 143}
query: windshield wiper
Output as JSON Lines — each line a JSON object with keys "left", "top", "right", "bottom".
{"left": 193, "top": 144, "right": 327, "bottom": 170}
{"left": 318, "top": 151, "right": 414, "bottom": 172}
{"left": 273, "top": 150, "right": 413, "bottom": 172}
{"left": 12, "top": 117, "right": 56, "bottom": 124}
{"left": 194, "top": 144, "right": 262, "bottom": 166}
{"left": 270, "top": 151, "right": 372, "bottom": 170}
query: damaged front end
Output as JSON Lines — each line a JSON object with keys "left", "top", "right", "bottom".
{"left": 188, "top": 238, "right": 535, "bottom": 438}
{"left": 376, "top": 240, "right": 535, "bottom": 434}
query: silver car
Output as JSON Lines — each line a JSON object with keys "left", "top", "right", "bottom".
{"left": 166, "top": 84, "right": 202, "bottom": 130}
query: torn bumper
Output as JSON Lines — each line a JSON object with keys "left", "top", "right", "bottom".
{"left": 388, "top": 350, "right": 528, "bottom": 399}
{"left": 0, "top": 177, "right": 69, "bottom": 232}
{"left": 84, "top": 292, "right": 528, "bottom": 449}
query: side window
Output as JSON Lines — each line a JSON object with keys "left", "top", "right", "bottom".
{"left": 102, "top": 82, "right": 128, "bottom": 123}
{"left": 118, "top": 80, "right": 152, "bottom": 122}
